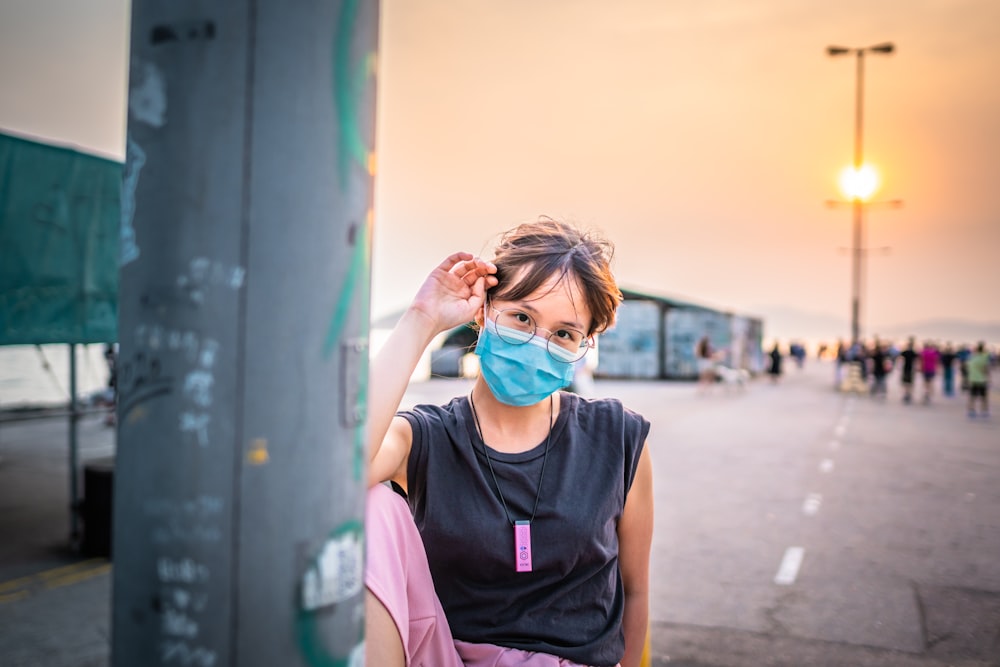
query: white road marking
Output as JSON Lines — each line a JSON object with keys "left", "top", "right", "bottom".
{"left": 834, "top": 424, "right": 846, "bottom": 438}
{"left": 829, "top": 439, "right": 841, "bottom": 451}
{"left": 774, "top": 547, "right": 805, "bottom": 585}
{"left": 820, "top": 458, "right": 835, "bottom": 473}
{"left": 803, "top": 493, "right": 822, "bottom": 515}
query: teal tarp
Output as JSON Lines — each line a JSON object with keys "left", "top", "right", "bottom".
{"left": 0, "top": 132, "right": 121, "bottom": 345}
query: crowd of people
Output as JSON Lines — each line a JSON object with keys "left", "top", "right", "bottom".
{"left": 832, "top": 337, "right": 995, "bottom": 417}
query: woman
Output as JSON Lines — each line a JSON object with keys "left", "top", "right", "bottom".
{"left": 365, "top": 218, "right": 653, "bottom": 667}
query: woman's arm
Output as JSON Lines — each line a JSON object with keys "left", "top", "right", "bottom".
{"left": 618, "top": 444, "right": 654, "bottom": 667}
{"left": 367, "top": 252, "right": 496, "bottom": 488}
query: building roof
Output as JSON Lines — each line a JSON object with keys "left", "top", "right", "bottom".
{"left": 620, "top": 287, "right": 725, "bottom": 313}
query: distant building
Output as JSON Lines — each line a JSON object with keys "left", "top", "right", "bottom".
{"left": 596, "top": 289, "right": 764, "bottom": 380}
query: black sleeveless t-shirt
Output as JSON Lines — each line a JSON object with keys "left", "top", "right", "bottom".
{"left": 400, "top": 391, "right": 650, "bottom": 666}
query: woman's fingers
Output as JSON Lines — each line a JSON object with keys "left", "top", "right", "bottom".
{"left": 470, "top": 271, "right": 498, "bottom": 300}
{"left": 435, "top": 251, "right": 475, "bottom": 275}
{"left": 448, "top": 256, "right": 497, "bottom": 286}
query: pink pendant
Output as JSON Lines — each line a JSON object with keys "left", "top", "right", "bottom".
{"left": 514, "top": 520, "right": 532, "bottom": 572}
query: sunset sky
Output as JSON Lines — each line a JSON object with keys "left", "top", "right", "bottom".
{"left": 2, "top": 0, "right": 998, "bottom": 344}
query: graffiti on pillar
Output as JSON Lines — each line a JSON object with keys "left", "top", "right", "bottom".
{"left": 322, "top": 223, "right": 370, "bottom": 482}
{"left": 150, "top": 20, "right": 216, "bottom": 46}
{"left": 156, "top": 556, "right": 216, "bottom": 666}
{"left": 145, "top": 494, "right": 224, "bottom": 546}
{"left": 332, "top": 0, "right": 377, "bottom": 189}
{"left": 118, "top": 332, "right": 172, "bottom": 421}
{"left": 323, "top": 224, "right": 368, "bottom": 361}
{"left": 179, "top": 335, "right": 220, "bottom": 448}
{"left": 124, "top": 55, "right": 169, "bottom": 267}
{"left": 300, "top": 526, "right": 364, "bottom": 610}
{"left": 120, "top": 136, "right": 145, "bottom": 266}
{"left": 176, "top": 257, "right": 246, "bottom": 306}
{"left": 326, "top": 0, "right": 377, "bottom": 484}
{"left": 120, "top": 323, "right": 225, "bottom": 436}
{"left": 296, "top": 520, "right": 366, "bottom": 667}
{"left": 130, "top": 59, "right": 167, "bottom": 129}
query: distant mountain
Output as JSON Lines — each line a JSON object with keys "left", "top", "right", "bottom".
{"left": 872, "top": 319, "right": 1000, "bottom": 345}
{"left": 750, "top": 305, "right": 1000, "bottom": 347}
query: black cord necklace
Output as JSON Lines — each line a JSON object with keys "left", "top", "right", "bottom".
{"left": 468, "top": 391, "right": 553, "bottom": 573}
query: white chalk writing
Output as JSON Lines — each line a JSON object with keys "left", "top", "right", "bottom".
{"left": 179, "top": 412, "right": 211, "bottom": 447}
{"left": 160, "top": 640, "right": 216, "bottom": 667}
{"left": 157, "top": 557, "right": 210, "bottom": 584}
{"left": 301, "top": 532, "right": 364, "bottom": 611}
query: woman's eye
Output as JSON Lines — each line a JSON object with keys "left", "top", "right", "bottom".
{"left": 555, "top": 330, "right": 575, "bottom": 342}
{"left": 513, "top": 312, "right": 531, "bottom": 325}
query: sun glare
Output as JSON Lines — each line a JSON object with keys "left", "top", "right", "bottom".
{"left": 839, "top": 165, "right": 879, "bottom": 201}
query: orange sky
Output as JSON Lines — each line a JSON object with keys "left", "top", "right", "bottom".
{"left": 2, "top": 0, "right": 998, "bottom": 342}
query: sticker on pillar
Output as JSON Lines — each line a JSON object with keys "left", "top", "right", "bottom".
{"left": 120, "top": 136, "right": 145, "bottom": 266}
{"left": 129, "top": 60, "right": 167, "bottom": 128}
{"left": 300, "top": 522, "right": 364, "bottom": 611}
{"left": 247, "top": 438, "right": 269, "bottom": 465}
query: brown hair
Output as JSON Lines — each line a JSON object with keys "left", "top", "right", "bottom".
{"left": 488, "top": 217, "right": 622, "bottom": 335}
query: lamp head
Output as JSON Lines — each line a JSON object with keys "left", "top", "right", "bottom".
{"left": 839, "top": 165, "right": 879, "bottom": 201}
{"left": 826, "top": 46, "right": 852, "bottom": 56}
{"left": 869, "top": 42, "right": 895, "bottom": 54}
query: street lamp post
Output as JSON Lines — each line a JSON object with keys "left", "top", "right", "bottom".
{"left": 827, "top": 42, "right": 894, "bottom": 345}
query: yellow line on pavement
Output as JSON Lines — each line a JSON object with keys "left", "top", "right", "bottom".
{"left": 0, "top": 558, "right": 111, "bottom": 603}
{"left": 0, "top": 590, "right": 30, "bottom": 604}
{"left": 43, "top": 563, "right": 112, "bottom": 591}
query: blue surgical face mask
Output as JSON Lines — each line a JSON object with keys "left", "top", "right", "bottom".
{"left": 475, "top": 316, "right": 577, "bottom": 407}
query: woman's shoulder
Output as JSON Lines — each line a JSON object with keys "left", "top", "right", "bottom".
{"left": 563, "top": 392, "right": 648, "bottom": 434}
{"left": 401, "top": 396, "right": 467, "bottom": 423}
{"left": 565, "top": 391, "right": 622, "bottom": 414}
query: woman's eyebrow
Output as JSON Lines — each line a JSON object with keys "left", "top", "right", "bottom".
{"left": 515, "top": 302, "right": 584, "bottom": 329}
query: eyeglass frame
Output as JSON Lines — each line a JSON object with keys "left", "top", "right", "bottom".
{"left": 485, "top": 303, "right": 594, "bottom": 363}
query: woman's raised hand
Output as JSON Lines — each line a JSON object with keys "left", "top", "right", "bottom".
{"left": 409, "top": 252, "right": 498, "bottom": 333}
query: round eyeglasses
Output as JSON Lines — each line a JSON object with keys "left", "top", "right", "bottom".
{"left": 488, "top": 305, "right": 592, "bottom": 363}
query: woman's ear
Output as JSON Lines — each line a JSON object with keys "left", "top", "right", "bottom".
{"left": 474, "top": 298, "right": 488, "bottom": 329}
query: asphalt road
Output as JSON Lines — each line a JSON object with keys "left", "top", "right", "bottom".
{"left": 1, "top": 359, "right": 997, "bottom": 666}
{"left": 610, "top": 361, "right": 1000, "bottom": 667}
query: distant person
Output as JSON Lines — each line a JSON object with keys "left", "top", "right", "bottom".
{"left": 869, "top": 338, "right": 889, "bottom": 399}
{"left": 103, "top": 343, "right": 118, "bottom": 427}
{"left": 790, "top": 341, "right": 806, "bottom": 369}
{"left": 920, "top": 341, "right": 940, "bottom": 404}
{"left": 849, "top": 340, "right": 867, "bottom": 382}
{"left": 967, "top": 342, "right": 991, "bottom": 418}
{"left": 957, "top": 344, "right": 972, "bottom": 393}
{"left": 898, "top": 337, "right": 918, "bottom": 404}
{"left": 834, "top": 339, "right": 847, "bottom": 388}
{"left": 696, "top": 335, "right": 715, "bottom": 393}
{"left": 939, "top": 342, "right": 957, "bottom": 397}
{"left": 767, "top": 342, "right": 783, "bottom": 383}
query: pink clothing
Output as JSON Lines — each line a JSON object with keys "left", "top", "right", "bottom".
{"left": 365, "top": 484, "right": 618, "bottom": 667}
{"left": 920, "top": 347, "right": 939, "bottom": 375}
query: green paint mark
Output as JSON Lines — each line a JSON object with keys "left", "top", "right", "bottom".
{"left": 354, "top": 394, "right": 368, "bottom": 482}
{"left": 322, "top": 225, "right": 369, "bottom": 359}
{"left": 328, "top": 0, "right": 375, "bottom": 482}
{"left": 333, "top": 0, "right": 375, "bottom": 189}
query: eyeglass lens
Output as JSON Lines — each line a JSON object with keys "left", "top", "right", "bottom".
{"left": 493, "top": 308, "right": 588, "bottom": 362}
